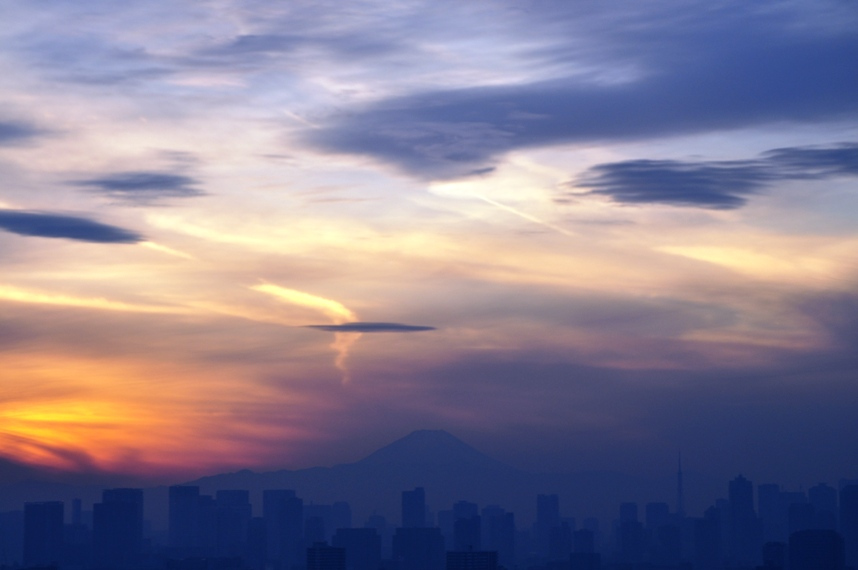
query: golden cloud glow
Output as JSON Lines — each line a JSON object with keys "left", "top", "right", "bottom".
{"left": 251, "top": 282, "right": 360, "bottom": 383}
{"left": 251, "top": 283, "right": 356, "bottom": 323}
{"left": 657, "top": 245, "right": 841, "bottom": 282}
{"left": 0, "top": 284, "right": 195, "bottom": 314}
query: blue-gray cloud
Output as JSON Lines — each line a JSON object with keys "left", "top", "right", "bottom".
{"left": 305, "top": 19, "right": 858, "bottom": 179}
{"left": 764, "top": 144, "right": 858, "bottom": 178}
{"left": 74, "top": 172, "right": 203, "bottom": 203}
{"left": 574, "top": 160, "right": 770, "bottom": 209}
{"left": 205, "top": 32, "right": 397, "bottom": 61}
{"left": 0, "top": 210, "right": 143, "bottom": 243}
{"left": 569, "top": 143, "right": 858, "bottom": 209}
{"left": 0, "top": 120, "right": 41, "bottom": 145}
{"left": 306, "top": 322, "right": 436, "bottom": 333}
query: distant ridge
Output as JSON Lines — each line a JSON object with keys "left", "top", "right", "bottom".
{"left": 356, "top": 429, "right": 509, "bottom": 470}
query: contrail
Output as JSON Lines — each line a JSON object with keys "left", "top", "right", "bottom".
{"left": 472, "top": 193, "right": 576, "bottom": 237}
{"left": 139, "top": 241, "right": 195, "bottom": 260}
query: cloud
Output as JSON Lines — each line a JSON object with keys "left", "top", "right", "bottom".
{"left": 74, "top": 172, "right": 203, "bottom": 203}
{"left": 764, "top": 144, "right": 858, "bottom": 178}
{"left": 306, "top": 322, "right": 436, "bottom": 333}
{"left": 305, "top": 15, "right": 858, "bottom": 178}
{"left": 205, "top": 32, "right": 396, "bottom": 61}
{"left": 251, "top": 283, "right": 359, "bottom": 383}
{"left": 0, "top": 210, "right": 143, "bottom": 243}
{"left": 251, "top": 283, "right": 356, "bottom": 323}
{"left": 569, "top": 143, "right": 858, "bottom": 209}
{"left": 573, "top": 160, "right": 771, "bottom": 209}
{"left": 0, "top": 284, "right": 192, "bottom": 314}
{"left": 0, "top": 120, "right": 41, "bottom": 145}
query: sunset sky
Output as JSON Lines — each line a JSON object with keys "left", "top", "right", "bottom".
{"left": 1, "top": 0, "right": 857, "bottom": 490}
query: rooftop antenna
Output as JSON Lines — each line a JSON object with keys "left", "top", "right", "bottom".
{"left": 677, "top": 451, "right": 686, "bottom": 517}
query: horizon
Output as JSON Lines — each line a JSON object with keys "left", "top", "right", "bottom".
{"left": 3, "top": 428, "right": 855, "bottom": 526}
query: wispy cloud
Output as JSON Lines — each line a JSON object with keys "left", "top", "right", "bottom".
{"left": 0, "top": 210, "right": 143, "bottom": 243}
{"left": 0, "top": 284, "right": 192, "bottom": 314}
{"left": 251, "top": 283, "right": 356, "bottom": 323}
{"left": 251, "top": 283, "right": 359, "bottom": 383}
{"left": 74, "top": 172, "right": 203, "bottom": 203}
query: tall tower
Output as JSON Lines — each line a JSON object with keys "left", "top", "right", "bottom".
{"left": 676, "top": 453, "right": 685, "bottom": 517}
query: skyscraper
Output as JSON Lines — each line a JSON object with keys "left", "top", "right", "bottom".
{"left": 534, "top": 494, "right": 560, "bottom": 557}
{"left": 93, "top": 488, "right": 144, "bottom": 569}
{"left": 402, "top": 487, "right": 427, "bottom": 528}
{"left": 728, "top": 475, "right": 761, "bottom": 565}
{"left": 393, "top": 527, "right": 445, "bottom": 570}
{"left": 263, "top": 489, "right": 297, "bottom": 561}
{"left": 840, "top": 485, "right": 858, "bottom": 569}
{"left": 789, "top": 529, "right": 845, "bottom": 570}
{"left": 215, "top": 490, "right": 252, "bottom": 557}
{"left": 332, "top": 527, "right": 381, "bottom": 570}
{"left": 23, "top": 501, "right": 64, "bottom": 567}
{"left": 307, "top": 541, "right": 346, "bottom": 570}
{"left": 169, "top": 485, "right": 200, "bottom": 554}
{"left": 446, "top": 550, "right": 498, "bottom": 570}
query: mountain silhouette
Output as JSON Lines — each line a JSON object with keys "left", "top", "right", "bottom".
{"left": 355, "top": 429, "right": 512, "bottom": 471}
{"left": 182, "top": 430, "right": 529, "bottom": 525}
{"left": 179, "top": 430, "right": 680, "bottom": 527}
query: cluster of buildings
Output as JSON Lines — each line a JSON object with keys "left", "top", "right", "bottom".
{"left": 2, "top": 474, "right": 857, "bottom": 570}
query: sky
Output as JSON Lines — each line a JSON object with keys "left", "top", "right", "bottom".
{"left": 0, "top": 0, "right": 857, "bottom": 494}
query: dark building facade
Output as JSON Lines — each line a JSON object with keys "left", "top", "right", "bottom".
{"left": 23, "top": 501, "right": 64, "bottom": 567}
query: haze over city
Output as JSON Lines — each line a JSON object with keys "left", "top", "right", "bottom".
{"left": 0, "top": 0, "right": 856, "bottom": 511}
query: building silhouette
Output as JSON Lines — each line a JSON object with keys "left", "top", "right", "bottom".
{"left": 23, "top": 501, "right": 63, "bottom": 567}
{"left": 93, "top": 488, "right": 144, "bottom": 569}
{"left": 841, "top": 484, "right": 858, "bottom": 569}
{"left": 570, "top": 529, "right": 601, "bottom": 570}
{"left": 728, "top": 474, "right": 761, "bottom": 566}
{"left": 332, "top": 527, "right": 381, "bottom": 570}
{"left": 445, "top": 550, "right": 497, "bottom": 570}
{"left": 393, "top": 526, "right": 445, "bottom": 570}
{"left": 481, "top": 505, "right": 514, "bottom": 568}
{"left": 169, "top": 485, "right": 201, "bottom": 555}
{"left": 402, "top": 487, "right": 427, "bottom": 528}
{"left": 263, "top": 489, "right": 297, "bottom": 562}
{"left": 307, "top": 541, "right": 346, "bottom": 570}
{"left": 215, "top": 490, "right": 252, "bottom": 557}
{"left": 789, "top": 528, "right": 845, "bottom": 570}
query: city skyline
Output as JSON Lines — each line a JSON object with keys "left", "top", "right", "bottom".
{"left": 0, "top": 0, "right": 857, "bottom": 492}
{"left": 4, "top": 447, "right": 858, "bottom": 570}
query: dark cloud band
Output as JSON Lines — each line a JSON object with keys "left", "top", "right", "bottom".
{"left": 306, "top": 322, "right": 436, "bottom": 333}
{"left": 569, "top": 143, "right": 858, "bottom": 209}
{"left": 75, "top": 171, "right": 203, "bottom": 202}
{"left": 0, "top": 120, "right": 42, "bottom": 145}
{"left": 306, "top": 29, "right": 858, "bottom": 179}
{"left": 0, "top": 210, "right": 143, "bottom": 243}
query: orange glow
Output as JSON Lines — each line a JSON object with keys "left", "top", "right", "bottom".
{"left": 0, "top": 352, "right": 320, "bottom": 478}
{"left": 0, "top": 284, "right": 195, "bottom": 314}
